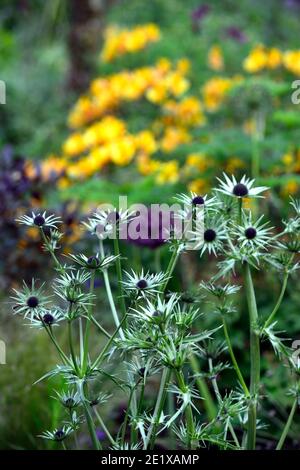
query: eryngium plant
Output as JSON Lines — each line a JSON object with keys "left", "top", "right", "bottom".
{"left": 12, "top": 174, "right": 300, "bottom": 450}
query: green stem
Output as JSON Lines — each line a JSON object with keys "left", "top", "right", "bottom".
{"left": 68, "top": 320, "right": 80, "bottom": 375}
{"left": 276, "top": 397, "right": 298, "bottom": 450}
{"left": 175, "top": 370, "right": 196, "bottom": 450}
{"left": 222, "top": 316, "right": 250, "bottom": 397}
{"left": 94, "top": 408, "right": 116, "bottom": 447}
{"left": 189, "top": 353, "right": 217, "bottom": 421}
{"left": 82, "top": 394, "right": 101, "bottom": 450}
{"left": 90, "top": 315, "right": 112, "bottom": 340}
{"left": 263, "top": 272, "right": 289, "bottom": 330}
{"left": 208, "top": 358, "right": 241, "bottom": 449}
{"left": 160, "top": 248, "right": 179, "bottom": 294}
{"left": 40, "top": 228, "right": 63, "bottom": 272}
{"left": 99, "top": 241, "right": 124, "bottom": 339}
{"left": 82, "top": 271, "right": 95, "bottom": 372}
{"left": 113, "top": 235, "right": 127, "bottom": 319}
{"left": 244, "top": 262, "right": 260, "bottom": 450}
{"left": 145, "top": 368, "right": 171, "bottom": 449}
{"left": 45, "top": 327, "right": 71, "bottom": 366}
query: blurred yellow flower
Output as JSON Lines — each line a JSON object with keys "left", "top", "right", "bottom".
{"left": 163, "top": 97, "right": 206, "bottom": 127}
{"left": 160, "top": 126, "right": 191, "bottom": 152}
{"left": 188, "top": 178, "right": 209, "bottom": 194}
{"left": 267, "top": 48, "right": 282, "bottom": 69}
{"left": 283, "top": 50, "right": 300, "bottom": 75}
{"left": 101, "top": 24, "right": 160, "bottom": 63}
{"left": 155, "top": 160, "right": 179, "bottom": 184}
{"left": 202, "top": 76, "right": 238, "bottom": 112}
{"left": 225, "top": 157, "right": 245, "bottom": 174}
{"left": 243, "top": 45, "right": 268, "bottom": 73}
{"left": 282, "top": 152, "right": 294, "bottom": 166}
{"left": 281, "top": 179, "right": 299, "bottom": 197}
{"left": 137, "top": 154, "right": 160, "bottom": 176}
{"left": 184, "top": 153, "right": 209, "bottom": 173}
{"left": 208, "top": 45, "right": 224, "bottom": 71}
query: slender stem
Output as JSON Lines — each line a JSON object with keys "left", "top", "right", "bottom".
{"left": 208, "top": 358, "right": 241, "bottom": 449}
{"left": 244, "top": 262, "right": 260, "bottom": 450}
{"left": 113, "top": 235, "right": 127, "bottom": 319}
{"left": 82, "top": 272, "right": 95, "bottom": 372}
{"left": 82, "top": 396, "right": 101, "bottom": 450}
{"left": 189, "top": 353, "right": 217, "bottom": 421}
{"left": 276, "top": 397, "right": 298, "bottom": 450}
{"left": 263, "top": 272, "right": 289, "bottom": 329}
{"left": 238, "top": 198, "right": 242, "bottom": 225}
{"left": 175, "top": 369, "right": 196, "bottom": 450}
{"left": 90, "top": 315, "right": 112, "bottom": 339}
{"left": 99, "top": 241, "right": 124, "bottom": 339}
{"left": 79, "top": 317, "right": 84, "bottom": 365}
{"left": 94, "top": 408, "right": 116, "bottom": 447}
{"left": 40, "top": 229, "right": 63, "bottom": 272}
{"left": 222, "top": 316, "right": 250, "bottom": 397}
{"left": 68, "top": 320, "right": 80, "bottom": 375}
{"left": 160, "top": 248, "right": 179, "bottom": 294}
{"left": 91, "top": 313, "right": 128, "bottom": 369}
{"left": 145, "top": 368, "right": 171, "bottom": 449}
{"left": 162, "top": 248, "right": 217, "bottom": 423}
{"left": 45, "top": 327, "right": 71, "bottom": 366}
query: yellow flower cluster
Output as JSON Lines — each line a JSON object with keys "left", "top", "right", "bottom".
{"left": 282, "top": 50, "right": 300, "bottom": 76}
{"left": 101, "top": 23, "right": 160, "bottom": 63}
{"left": 243, "top": 45, "right": 282, "bottom": 73}
{"left": 243, "top": 45, "right": 300, "bottom": 75}
{"left": 162, "top": 96, "right": 206, "bottom": 127}
{"left": 68, "top": 59, "right": 190, "bottom": 128}
{"left": 202, "top": 75, "right": 242, "bottom": 112}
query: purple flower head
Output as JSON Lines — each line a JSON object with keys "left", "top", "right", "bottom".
{"left": 226, "top": 26, "right": 247, "bottom": 43}
{"left": 96, "top": 429, "right": 106, "bottom": 441}
{"left": 191, "top": 4, "right": 210, "bottom": 21}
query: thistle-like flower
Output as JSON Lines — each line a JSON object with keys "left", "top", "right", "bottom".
{"left": 122, "top": 269, "right": 169, "bottom": 297}
{"left": 27, "top": 308, "right": 64, "bottom": 328}
{"left": 82, "top": 208, "right": 135, "bottom": 238}
{"left": 54, "top": 389, "right": 81, "bottom": 409}
{"left": 11, "top": 280, "right": 50, "bottom": 319}
{"left": 39, "top": 425, "right": 73, "bottom": 441}
{"left": 232, "top": 213, "right": 273, "bottom": 250}
{"left": 130, "top": 293, "right": 179, "bottom": 323}
{"left": 16, "top": 211, "right": 61, "bottom": 229}
{"left": 200, "top": 281, "right": 241, "bottom": 298}
{"left": 175, "top": 192, "right": 218, "bottom": 209}
{"left": 53, "top": 271, "right": 95, "bottom": 310}
{"left": 67, "top": 253, "right": 119, "bottom": 271}
{"left": 192, "top": 216, "right": 227, "bottom": 256}
{"left": 216, "top": 173, "right": 269, "bottom": 198}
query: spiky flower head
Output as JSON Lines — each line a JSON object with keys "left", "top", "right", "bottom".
{"left": 192, "top": 215, "right": 227, "bottom": 256}
{"left": 216, "top": 173, "right": 269, "bottom": 199}
{"left": 232, "top": 212, "right": 273, "bottom": 250}
{"left": 11, "top": 280, "right": 50, "bottom": 320}
{"left": 67, "top": 253, "right": 119, "bottom": 271}
{"left": 38, "top": 425, "right": 73, "bottom": 442}
{"left": 27, "top": 308, "right": 64, "bottom": 329}
{"left": 122, "top": 269, "right": 169, "bottom": 298}
{"left": 16, "top": 211, "right": 61, "bottom": 229}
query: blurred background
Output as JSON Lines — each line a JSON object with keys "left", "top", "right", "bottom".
{"left": 1, "top": 0, "right": 300, "bottom": 449}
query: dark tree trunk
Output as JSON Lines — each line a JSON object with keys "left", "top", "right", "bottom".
{"left": 67, "top": 0, "right": 116, "bottom": 92}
